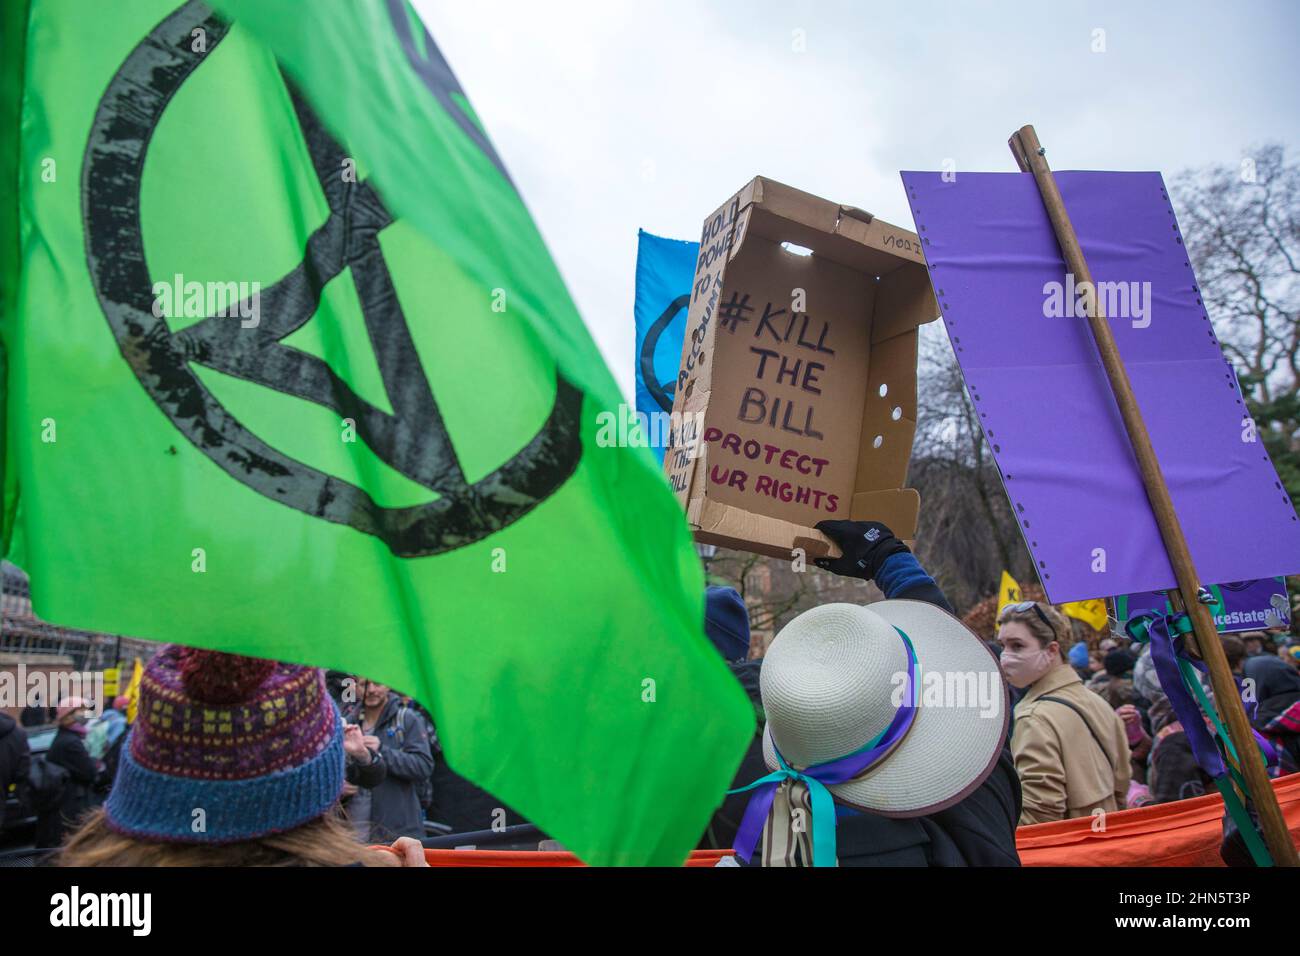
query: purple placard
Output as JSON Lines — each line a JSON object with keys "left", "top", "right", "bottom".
{"left": 901, "top": 170, "right": 1300, "bottom": 603}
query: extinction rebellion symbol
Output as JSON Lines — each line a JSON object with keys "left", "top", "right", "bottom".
{"left": 639, "top": 293, "right": 691, "bottom": 414}
{"left": 81, "top": 0, "right": 582, "bottom": 558}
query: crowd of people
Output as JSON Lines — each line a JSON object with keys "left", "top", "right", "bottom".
{"left": 1003, "top": 602, "right": 1300, "bottom": 817}
{"left": 1, "top": 519, "right": 1296, "bottom": 867}
{"left": 697, "top": 520, "right": 1299, "bottom": 866}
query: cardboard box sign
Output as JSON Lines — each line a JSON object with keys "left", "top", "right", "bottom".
{"left": 663, "top": 176, "right": 939, "bottom": 560}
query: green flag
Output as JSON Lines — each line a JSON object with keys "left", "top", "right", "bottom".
{"left": 0, "top": 0, "right": 752, "bottom": 865}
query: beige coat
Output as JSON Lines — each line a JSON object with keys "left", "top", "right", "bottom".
{"left": 1012, "top": 663, "right": 1131, "bottom": 825}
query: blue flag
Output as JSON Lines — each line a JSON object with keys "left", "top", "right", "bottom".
{"left": 633, "top": 230, "right": 698, "bottom": 463}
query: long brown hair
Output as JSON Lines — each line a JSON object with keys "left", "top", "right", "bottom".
{"left": 58, "top": 807, "right": 398, "bottom": 867}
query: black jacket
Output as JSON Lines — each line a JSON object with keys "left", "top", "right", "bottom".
{"left": 0, "top": 714, "right": 31, "bottom": 829}
{"left": 700, "top": 659, "right": 767, "bottom": 851}
{"left": 36, "top": 726, "right": 100, "bottom": 847}
{"left": 1244, "top": 655, "right": 1300, "bottom": 726}
{"left": 833, "top": 748, "right": 1021, "bottom": 865}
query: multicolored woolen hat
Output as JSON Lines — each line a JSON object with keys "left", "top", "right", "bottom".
{"left": 104, "top": 645, "right": 345, "bottom": 843}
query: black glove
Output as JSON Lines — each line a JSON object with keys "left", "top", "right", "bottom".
{"left": 813, "top": 520, "right": 910, "bottom": 581}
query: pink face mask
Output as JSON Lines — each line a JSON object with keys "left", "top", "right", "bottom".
{"left": 1000, "top": 645, "right": 1055, "bottom": 689}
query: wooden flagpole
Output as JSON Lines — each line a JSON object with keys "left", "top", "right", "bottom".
{"left": 1007, "top": 124, "right": 1297, "bottom": 866}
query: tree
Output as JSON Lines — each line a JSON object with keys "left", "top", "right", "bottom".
{"left": 700, "top": 546, "right": 873, "bottom": 657}
{"left": 703, "top": 549, "right": 808, "bottom": 640}
{"left": 908, "top": 332, "right": 1032, "bottom": 612}
{"left": 1172, "top": 144, "right": 1300, "bottom": 504}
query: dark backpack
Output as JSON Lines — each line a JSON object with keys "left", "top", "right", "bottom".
{"left": 394, "top": 703, "right": 434, "bottom": 812}
{"left": 28, "top": 755, "right": 70, "bottom": 812}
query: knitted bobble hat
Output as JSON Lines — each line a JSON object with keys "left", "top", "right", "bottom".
{"left": 104, "top": 645, "right": 345, "bottom": 843}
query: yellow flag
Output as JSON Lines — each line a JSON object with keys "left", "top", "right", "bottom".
{"left": 123, "top": 658, "right": 144, "bottom": 724}
{"left": 996, "top": 571, "right": 1023, "bottom": 619}
{"left": 1062, "top": 600, "right": 1108, "bottom": 632}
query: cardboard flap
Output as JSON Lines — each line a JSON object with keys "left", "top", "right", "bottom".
{"left": 728, "top": 205, "right": 754, "bottom": 262}
{"left": 791, "top": 531, "right": 840, "bottom": 560}
{"left": 747, "top": 207, "right": 911, "bottom": 277}
{"left": 838, "top": 204, "right": 875, "bottom": 225}
{"left": 692, "top": 499, "right": 837, "bottom": 561}
{"left": 853, "top": 218, "right": 927, "bottom": 265}
{"left": 744, "top": 177, "right": 921, "bottom": 277}
{"left": 848, "top": 488, "right": 921, "bottom": 539}
{"left": 834, "top": 205, "right": 876, "bottom": 244}
{"left": 749, "top": 176, "right": 842, "bottom": 233}
{"left": 663, "top": 186, "right": 748, "bottom": 503}
{"left": 857, "top": 330, "right": 919, "bottom": 491}
{"left": 872, "top": 265, "right": 940, "bottom": 343}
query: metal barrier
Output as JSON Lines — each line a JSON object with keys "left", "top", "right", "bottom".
{"left": 1, "top": 622, "right": 159, "bottom": 673}
{"left": 423, "top": 822, "right": 546, "bottom": 851}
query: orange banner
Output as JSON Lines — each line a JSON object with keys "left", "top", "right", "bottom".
{"left": 1016, "top": 772, "right": 1300, "bottom": 866}
{"left": 380, "top": 776, "right": 1300, "bottom": 867}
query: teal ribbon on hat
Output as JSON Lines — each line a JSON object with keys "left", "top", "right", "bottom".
{"left": 728, "top": 625, "right": 919, "bottom": 867}
{"left": 727, "top": 742, "right": 841, "bottom": 867}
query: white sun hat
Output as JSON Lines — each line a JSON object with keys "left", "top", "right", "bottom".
{"left": 759, "top": 599, "right": 1007, "bottom": 817}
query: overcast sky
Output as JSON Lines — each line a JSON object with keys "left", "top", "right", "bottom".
{"left": 414, "top": 0, "right": 1300, "bottom": 399}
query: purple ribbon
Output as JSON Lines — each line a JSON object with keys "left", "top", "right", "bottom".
{"left": 1130, "top": 613, "right": 1277, "bottom": 777}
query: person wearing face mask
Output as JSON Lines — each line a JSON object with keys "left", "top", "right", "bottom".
{"left": 35, "top": 697, "right": 104, "bottom": 848}
{"left": 998, "top": 602, "right": 1130, "bottom": 825}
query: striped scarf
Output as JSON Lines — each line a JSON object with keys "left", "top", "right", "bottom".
{"left": 758, "top": 779, "right": 821, "bottom": 867}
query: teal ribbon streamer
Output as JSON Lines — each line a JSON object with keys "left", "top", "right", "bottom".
{"left": 726, "top": 747, "right": 841, "bottom": 867}
{"left": 1126, "top": 611, "right": 1274, "bottom": 867}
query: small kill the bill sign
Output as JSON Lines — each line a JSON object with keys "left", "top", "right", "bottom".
{"left": 664, "top": 176, "right": 939, "bottom": 559}
{"left": 702, "top": 298, "right": 847, "bottom": 517}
